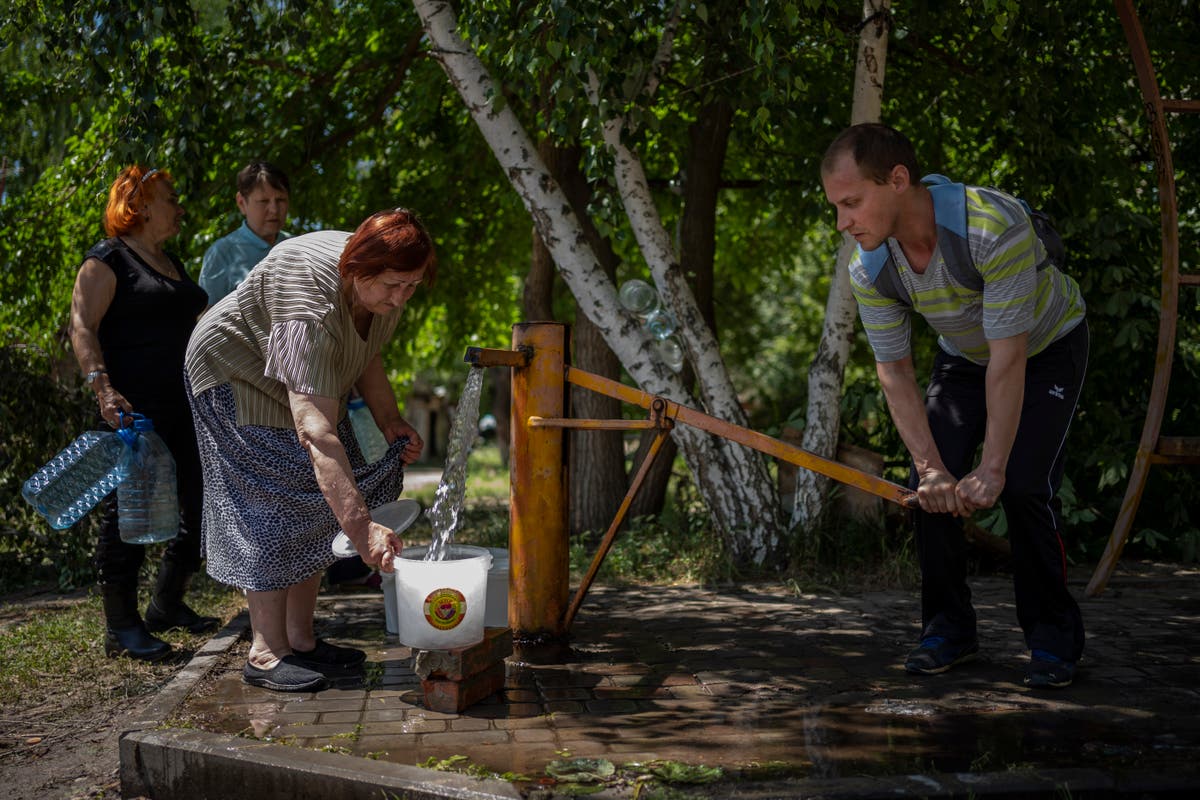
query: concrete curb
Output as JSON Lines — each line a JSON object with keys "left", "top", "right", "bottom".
{"left": 123, "top": 611, "right": 250, "bottom": 734}
{"left": 120, "top": 728, "right": 521, "bottom": 800}
{"left": 118, "top": 609, "right": 521, "bottom": 800}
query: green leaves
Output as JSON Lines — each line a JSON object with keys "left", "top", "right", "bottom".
{"left": 645, "top": 761, "right": 723, "bottom": 783}
{"left": 2, "top": 0, "right": 1199, "bottom": 568}
{"left": 539, "top": 757, "right": 722, "bottom": 794}
{"left": 545, "top": 757, "right": 616, "bottom": 782}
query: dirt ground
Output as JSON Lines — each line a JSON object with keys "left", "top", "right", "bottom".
{"left": 2, "top": 692, "right": 146, "bottom": 799}
{"left": 0, "top": 468, "right": 448, "bottom": 799}
{"left": 0, "top": 590, "right": 162, "bottom": 799}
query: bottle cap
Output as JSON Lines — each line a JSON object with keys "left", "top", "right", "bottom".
{"left": 116, "top": 411, "right": 152, "bottom": 445}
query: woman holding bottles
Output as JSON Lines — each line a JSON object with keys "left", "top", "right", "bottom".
{"left": 68, "top": 165, "right": 219, "bottom": 662}
{"left": 184, "top": 208, "right": 428, "bottom": 692}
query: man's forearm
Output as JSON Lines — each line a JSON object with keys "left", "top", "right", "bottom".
{"left": 979, "top": 335, "right": 1027, "bottom": 474}
{"left": 877, "top": 357, "right": 945, "bottom": 476}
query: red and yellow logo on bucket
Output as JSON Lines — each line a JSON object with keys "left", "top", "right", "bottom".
{"left": 423, "top": 587, "right": 467, "bottom": 630}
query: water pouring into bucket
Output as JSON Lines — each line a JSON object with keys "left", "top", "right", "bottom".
{"left": 424, "top": 367, "right": 486, "bottom": 561}
{"left": 389, "top": 367, "right": 497, "bottom": 648}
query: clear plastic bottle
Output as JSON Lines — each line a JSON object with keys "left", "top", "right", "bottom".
{"left": 22, "top": 431, "right": 129, "bottom": 530}
{"left": 618, "top": 279, "right": 659, "bottom": 318}
{"left": 654, "top": 337, "right": 686, "bottom": 372}
{"left": 645, "top": 308, "right": 678, "bottom": 340}
{"left": 617, "top": 277, "right": 684, "bottom": 370}
{"left": 348, "top": 396, "right": 389, "bottom": 464}
{"left": 116, "top": 415, "right": 179, "bottom": 544}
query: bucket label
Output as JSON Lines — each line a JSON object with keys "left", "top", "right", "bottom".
{"left": 423, "top": 587, "right": 467, "bottom": 631}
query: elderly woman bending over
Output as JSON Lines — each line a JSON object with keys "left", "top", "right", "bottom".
{"left": 185, "top": 209, "right": 430, "bottom": 692}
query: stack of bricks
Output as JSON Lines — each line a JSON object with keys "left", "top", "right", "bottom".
{"left": 412, "top": 627, "right": 512, "bottom": 713}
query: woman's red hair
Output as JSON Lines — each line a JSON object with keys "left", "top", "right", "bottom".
{"left": 103, "top": 165, "right": 172, "bottom": 238}
{"left": 339, "top": 208, "right": 437, "bottom": 285}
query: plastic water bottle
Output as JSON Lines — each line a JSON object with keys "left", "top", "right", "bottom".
{"left": 348, "top": 396, "right": 388, "bottom": 464}
{"left": 645, "top": 308, "right": 678, "bottom": 340}
{"left": 654, "top": 337, "right": 685, "bottom": 372}
{"left": 618, "top": 279, "right": 659, "bottom": 318}
{"left": 22, "top": 431, "right": 129, "bottom": 529}
{"left": 619, "top": 277, "right": 676, "bottom": 337}
{"left": 116, "top": 415, "right": 179, "bottom": 544}
{"left": 617, "top": 278, "right": 685, "bottom": 372}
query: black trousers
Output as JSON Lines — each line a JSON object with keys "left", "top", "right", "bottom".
{"left": 911, "top": 320, "right": 1089, "bottom": 662}
{"left": 94, "top": 403, "right": 204, "bottom": 587}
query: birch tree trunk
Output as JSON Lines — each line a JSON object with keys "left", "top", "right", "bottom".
{"left": 412, "top": 0, "right": 782, "bottom": 565}
{"left": 790, "top": 0, "right": 892, "bottom": 545}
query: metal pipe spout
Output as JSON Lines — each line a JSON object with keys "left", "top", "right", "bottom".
{"left": 463, "top": 346, "right": 532, "bottom": 368}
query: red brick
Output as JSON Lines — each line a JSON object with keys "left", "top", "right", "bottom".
{"left": 413, "top": 627, "right": 512, "bottom": 680}
{"left": 421, "top": 661, "right": 506, "bottom": 713}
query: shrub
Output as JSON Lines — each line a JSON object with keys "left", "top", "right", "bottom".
{"left": 0, "top": 340, "right": 100, "bottom": 591}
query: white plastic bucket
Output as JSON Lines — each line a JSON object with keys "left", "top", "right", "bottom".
{"left": 484, "top": 547, "right": 509, "bottom": 629}
{"left": 380, "top": 570, "right": 398, "bottom": 634}
{"left": 393, "top": 545, "right": 492, "bottom": 650}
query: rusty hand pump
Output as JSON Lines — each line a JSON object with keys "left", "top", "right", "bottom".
{"left": 466, "top": 326, "right": 916, "bottom": 651}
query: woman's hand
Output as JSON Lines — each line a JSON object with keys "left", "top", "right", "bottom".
{"left": 93, "top": 376, "right": 134, "bottom": 428}
{"left": 356, "top": 355, "right": 424, "bottom": 464}
{"left": 381, "top": 418, "right": 424, "bottom": 465}
{"left": 359, "top": 520, "right": 402, "bottom": 573}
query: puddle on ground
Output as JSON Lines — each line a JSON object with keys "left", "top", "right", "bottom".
{"left": 175, "top": 656, "right": 1200, "bottom": 785}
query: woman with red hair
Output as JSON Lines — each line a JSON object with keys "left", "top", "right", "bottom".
{"left": 185, "top": 209, "right": 430, "bottom": 692}
{"left": 69, "top": 165, "right": 218, "bottom": 662}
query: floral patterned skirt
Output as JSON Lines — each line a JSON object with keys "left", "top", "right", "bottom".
{"left": 186, "top": 375, "right": 406, "bottom": 591}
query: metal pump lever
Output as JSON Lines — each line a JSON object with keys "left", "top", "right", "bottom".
{"left": 561, "top": 366, "right": 918, "bottom": 510}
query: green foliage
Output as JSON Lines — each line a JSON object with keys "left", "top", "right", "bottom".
{"left": 421, "top": 752, "right": 723, "bottom": 794}
{"left": 0, "top": 341, "right": 103, "bottom": 591}
{"left": 419, "top": 753, "right": 531, "bottom": 782}
{"left": 3, "top": 0, "right": 1198, "bottom": 587}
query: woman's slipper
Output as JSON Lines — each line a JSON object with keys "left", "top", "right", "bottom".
{"left": 242, "top": 655, "right": 328, "bottom": 692}
{"left": 292, "top": 638, "right": 367, "bottom": 668}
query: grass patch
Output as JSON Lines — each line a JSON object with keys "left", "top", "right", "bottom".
{"left": 0, "top": 571, "right": 242, "bottom": 711}
{"left": 405, "top": 443, "right": 508, "bottom": 511}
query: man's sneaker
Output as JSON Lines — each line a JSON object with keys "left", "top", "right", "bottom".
{"left": 1024, "top": 649, "right": 1076, "bottom": 688}
{"left": 904, "top": 636, "right": 979, "bottom": 675}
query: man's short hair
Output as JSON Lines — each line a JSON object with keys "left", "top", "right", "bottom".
{"left": 821, "top": 123, "right": 921, "bottom": 185}
{"left": 236, "top": 160, "right": 290, "bottom": 196}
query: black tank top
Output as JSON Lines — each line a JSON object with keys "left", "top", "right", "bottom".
{"left": 85, "top": 238, "right": 208, "bottom": 419}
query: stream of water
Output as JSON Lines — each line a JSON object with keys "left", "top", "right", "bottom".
{"left": 423, "top": 366, "right": 486, "bottom": 561}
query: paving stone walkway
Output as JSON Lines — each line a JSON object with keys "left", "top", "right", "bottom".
{"left": 130, "top": 560, "right": 1200, "bottom": 798}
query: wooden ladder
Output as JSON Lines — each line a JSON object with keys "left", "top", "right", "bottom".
{"left": 1086, "top": 0, "right": 1200, "bottom": 596}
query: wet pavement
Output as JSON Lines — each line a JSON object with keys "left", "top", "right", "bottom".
{"left": 125, "top": 560, "right": 1200, "bottom": 798}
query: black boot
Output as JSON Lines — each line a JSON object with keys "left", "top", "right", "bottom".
{"left": 102, "top": 584, "right": 172, "bottom": 662}
{"left": 145, "top": 562, "right": 220, "bottom": 634}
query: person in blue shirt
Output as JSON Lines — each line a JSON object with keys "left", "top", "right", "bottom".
{"left": 199, "top": 161, "right": 291, "bottom": 303}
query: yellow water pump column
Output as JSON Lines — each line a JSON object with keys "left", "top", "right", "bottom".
{"left": 508, "top": 322, "right": 569, "bottom": 657}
